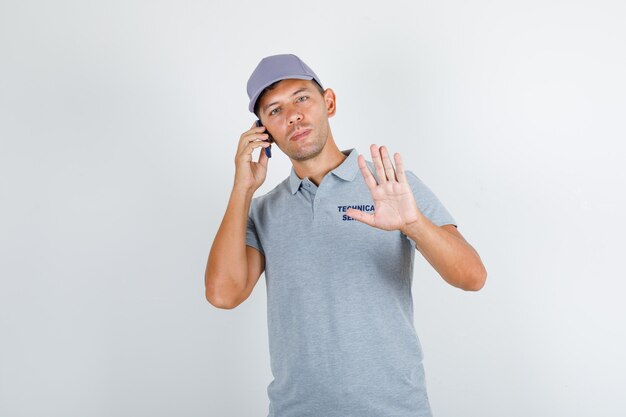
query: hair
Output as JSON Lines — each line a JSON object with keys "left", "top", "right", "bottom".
{"left": 254, "top": 79, "right": 325, "bottom": 119}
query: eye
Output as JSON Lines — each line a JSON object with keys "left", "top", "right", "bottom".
{"left": 297, "top": 96, "right": 309, "bottom": 102}
{"left": 269, "top": 107, "right": 280, "bottom": 116}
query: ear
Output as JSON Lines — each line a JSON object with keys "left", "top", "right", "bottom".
{"left": 323, "top": 88, "right": 337, "bottom": 118}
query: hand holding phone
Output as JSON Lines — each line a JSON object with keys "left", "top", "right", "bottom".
{"left": 255, "top": 120, "right": 272, "bottom": 158}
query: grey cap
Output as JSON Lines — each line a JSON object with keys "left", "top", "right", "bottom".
{"left": 246, "top": 54, "right": 323, "bottom": 114}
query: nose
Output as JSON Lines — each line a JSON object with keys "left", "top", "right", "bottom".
{"left": 287, "top": 108, "right": 303, "bottom": 125}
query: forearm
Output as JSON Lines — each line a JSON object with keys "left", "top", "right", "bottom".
{"left": 402, "top": 214, "right": 487, "bottom": 291}
{"left": 205, "top": 186, "right": 254, "bottom": 303}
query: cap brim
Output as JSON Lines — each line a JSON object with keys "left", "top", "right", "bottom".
{"left": 248, "top": 75, "right": 314, "bottom": 114}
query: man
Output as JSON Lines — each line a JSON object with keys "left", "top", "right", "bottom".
{"left": 205, "top": 54, "right": 487, "bottom": 417}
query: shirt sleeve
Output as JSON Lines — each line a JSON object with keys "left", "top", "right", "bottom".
{"left": 404, "top": 170, "right": 457, "bottom": 247}
{"left": 246, "top": 204, "right": 265, "bottom": 256}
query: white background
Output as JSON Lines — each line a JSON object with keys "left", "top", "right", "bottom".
{"left": 1, "top": 0, "right": 625, "bottom": 416}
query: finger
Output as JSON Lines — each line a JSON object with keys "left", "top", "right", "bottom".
{"left": 394, "top": 152, "right": 408, "bottom": 183}
{"left": 239, "top": 123, "right": 267, "bottom": 147}
{"left": 246, "top": 140, "right": 270, "bottom": 156}
{"left": 357, "top": 154, "right": 378, "bottom": 189}
{"left": 245, "top": 121, "right": 267, "bottom": 136}
{"left": 237, "top": 140, "right": 270, "bottom": 164}
{"left": 346, "top": 208, "right": 376, "bottom": 227}
{"left": 380, "top": 146, "right": 397, "bottom": 182}
{"left": 238, "top": 128, "right": 269, "bottom": 154}
{"left": 370, "top": 144, "right": 386, "bottom": 184}
{"left": 239, "top": 130, "right": 268, "bottom": 147}
{"left": 251, "top": 120, "right": 267, "bottom": 131}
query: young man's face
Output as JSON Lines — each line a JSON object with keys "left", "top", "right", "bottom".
{"left": 257, "top": 79, "right": 335, "bottom": 162}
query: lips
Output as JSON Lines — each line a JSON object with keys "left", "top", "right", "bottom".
{"left": 290, "top": 129, "right": 312, "bottom": 141}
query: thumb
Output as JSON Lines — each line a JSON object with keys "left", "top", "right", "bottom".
{"left": 346, "top": 209, "right": 375, "bottom": 227}
{"left": 257, "top": 145, "right": 269, "bottom": 169}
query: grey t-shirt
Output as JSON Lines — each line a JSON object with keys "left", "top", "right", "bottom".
{"left": 246, "top": 148, "right": 456, "bottom": 417}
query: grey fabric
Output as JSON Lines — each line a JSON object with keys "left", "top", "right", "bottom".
{"left": 246, "top": 54, "right": 323, "bottom": 113}
{"left": 246, "top": 148, "right": 456, "bottom": 417}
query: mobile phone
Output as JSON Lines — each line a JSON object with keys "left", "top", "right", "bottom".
{"left": 255, "top": 119, "right": 272, "bottom": 158}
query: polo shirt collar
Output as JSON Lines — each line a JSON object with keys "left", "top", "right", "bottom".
{"left": 288, "top": 148, "right": 359, "bottom": 194}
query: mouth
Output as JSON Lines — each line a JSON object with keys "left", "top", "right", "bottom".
{"left": 290, "top": 129, "right": 312, "bottom": 141}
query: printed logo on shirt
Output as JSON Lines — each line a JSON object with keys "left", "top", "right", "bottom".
{"left": 337, "top": 204, "right": 375, "bottom": 221}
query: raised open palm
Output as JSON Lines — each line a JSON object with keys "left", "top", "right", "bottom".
{"left": 347, "top": 145, "right": 421, "bottom": 231}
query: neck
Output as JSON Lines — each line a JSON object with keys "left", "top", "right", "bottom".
{"left": 291, "top": 136, "right": 347, "bottom": 186}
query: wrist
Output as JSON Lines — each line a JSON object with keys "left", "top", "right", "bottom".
{"left": 231, "top": 183, "right": 256, "bottom": 199}
{"left": 400, "top": 212, "right": 428, "bottom": 237}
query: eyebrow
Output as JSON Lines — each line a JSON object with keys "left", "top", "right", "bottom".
{"left": 262, "top": 88, "right": 311, "bottom": 114}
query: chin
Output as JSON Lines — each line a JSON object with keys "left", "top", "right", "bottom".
{"left": 288, "top": 130, "right": 328, "bottom": 161}
{"left": 289, "top": 141, "right": 326, "bottom": 162}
